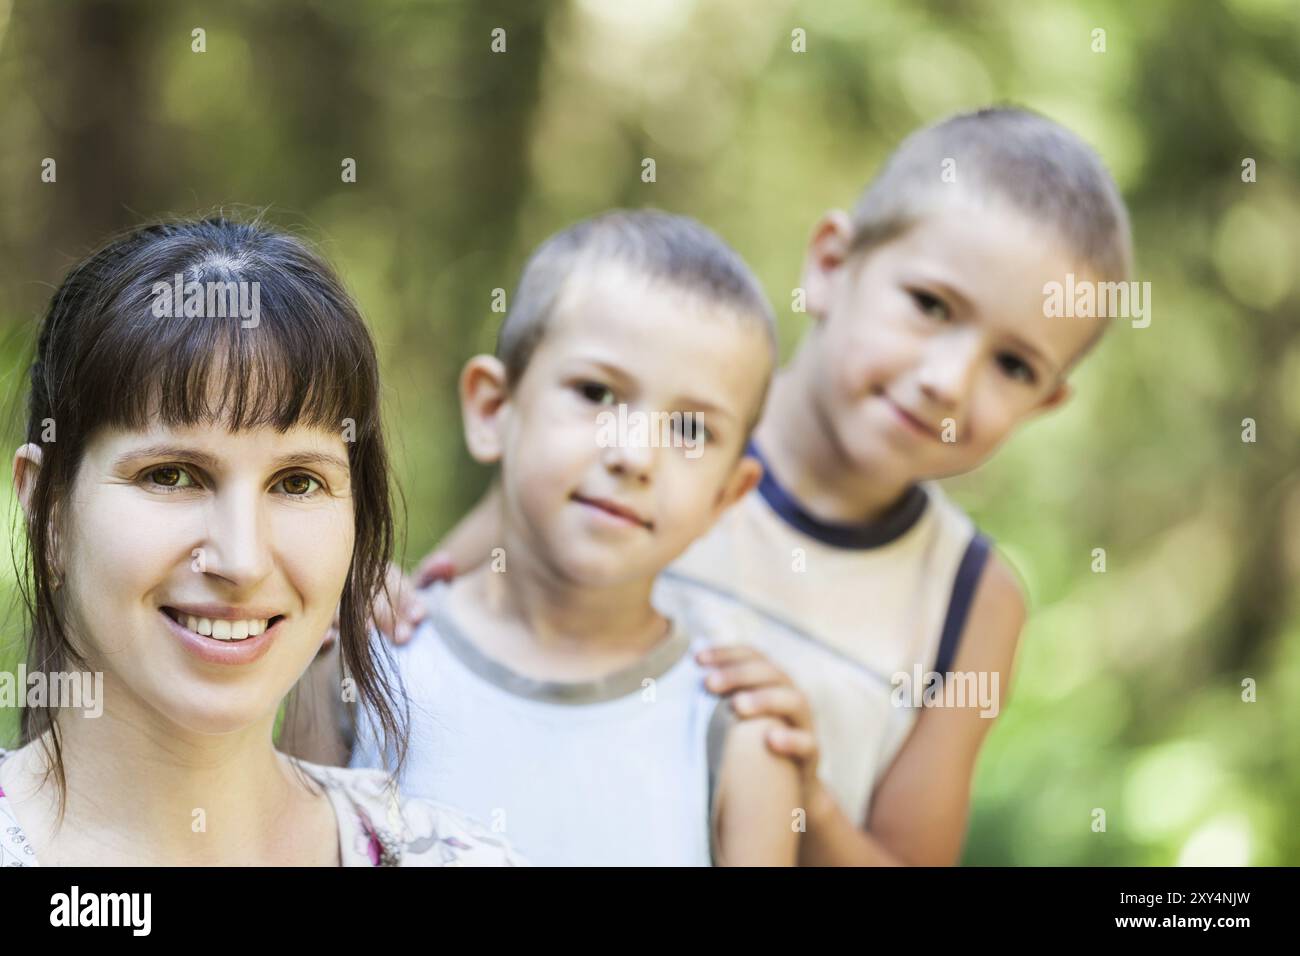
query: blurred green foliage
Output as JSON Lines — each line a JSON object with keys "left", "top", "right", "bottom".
{"left": 0, "top": 0, "right": 1296, "bottom": 865}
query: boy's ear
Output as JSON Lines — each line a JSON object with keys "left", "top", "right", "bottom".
{"left": 801, "top": 210, "right": 854, "bottom": 321}
{"left": 709, "top": 452, "right": 763, "bottom": 522}
{"left": 459, "top": 355, "right": 510, "bottom": 464}
{"left": 1032, "top": 379, "right": 1073, "bottom": 417}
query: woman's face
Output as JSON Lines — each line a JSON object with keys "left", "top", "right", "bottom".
{"left": 41, "top": 420, "right": 355, "bottom": 735}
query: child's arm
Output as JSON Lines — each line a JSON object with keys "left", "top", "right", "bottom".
{"left": 712, "top": 716, "right": 802, "bottom": 866}
{"left": 413, "top": 478, "right": 503, "bottom": 588}
{"left": 797, "top": 554, "right": 1026, "bottom": 866}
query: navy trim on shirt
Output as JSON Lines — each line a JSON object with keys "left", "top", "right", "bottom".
{"left": 933, "top": 534, "right": 992, "bottom": 674}
{"left": 745, "top": 440, "right": 929, "bottom": 549}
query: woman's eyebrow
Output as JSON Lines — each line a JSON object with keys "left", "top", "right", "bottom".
{"left": 270, "top": 451, "right": 351, "bottom": 473}
{"left": 112, "top": 445, "right": 349, "bottom": 474}
{"left": 112, "top": 445, "right": 221, "bottom": 471}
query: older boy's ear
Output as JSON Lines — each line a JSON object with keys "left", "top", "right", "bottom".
{"left": 1033, "top": 380, "right": 1073, "bottom": 417}
{"left": 459, "top": 356, "right": 510, "bottom": 464}
{"left": 801, "top": 210, "right": 854, "bottom": 320}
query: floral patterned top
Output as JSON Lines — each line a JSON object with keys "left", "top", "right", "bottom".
{"left": 0, "top": 748, "right": 525, "bottom": 867}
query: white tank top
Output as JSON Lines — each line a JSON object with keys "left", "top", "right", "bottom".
{"left": 350, "top": 582, "right": 732, "bottom": 866}
{"left": 654, "top": 440, "right": 990, "bottom": 825}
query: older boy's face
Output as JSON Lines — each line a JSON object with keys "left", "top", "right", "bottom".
{"left": 809, "top": 199, "right": 1107, "bottom": 483}
{"left": 498, "top": 267, "right": 771, "bottom": 587}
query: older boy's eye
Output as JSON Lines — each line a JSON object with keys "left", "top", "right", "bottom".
{"left": 997, "top": 353, "right": 1037, "bottom": 385}
{"left": 577, "top": 382, "right": 616, "bottom": 405}
{"left": 910, "top": 290, "right": 951, "bottom": 321}
{"left": 276, "top": 473, "right": 321, "bottom": 497}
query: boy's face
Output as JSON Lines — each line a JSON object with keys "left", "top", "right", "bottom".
{"left": 802, "top": 199, "right": 1107, "bottom": 485}
{"left": 468, "top": 265, "right": 770, "bottom": 588}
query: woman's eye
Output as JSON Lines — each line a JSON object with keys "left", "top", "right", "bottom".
{"left": 277, "top": 473, "right": 321, "bottom": 497}
{"left": 997, "top": 353, "right": 1037, "bottom": 385}
{"left": 578, "top": 382, "right": 616, "bottom": 405}
{"left": 146, "top": 466, "right": 195, "bottom": 490}
{"left": 911, "top": 290, "right": 951, "bottom": 321}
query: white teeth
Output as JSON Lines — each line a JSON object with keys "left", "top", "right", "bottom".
{"left": 170, "top": 612, "right": 271, "bottom": 641}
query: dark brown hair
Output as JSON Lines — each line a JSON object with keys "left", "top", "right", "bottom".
{"left": 14, "top": 214, "right": 407, "bottom": 807}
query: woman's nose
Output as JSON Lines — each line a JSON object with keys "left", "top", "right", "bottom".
{"left": 194, "top": 489, "right": 273, "bottom": 586}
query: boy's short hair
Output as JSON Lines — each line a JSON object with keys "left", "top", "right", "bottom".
{"left": 850, "top": 106, "right": 1134, "bottom": 285}
{"left": 496, "top": 209, "right": 777, "bottom": 391}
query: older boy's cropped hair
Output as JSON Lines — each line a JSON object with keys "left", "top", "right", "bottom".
{"left": 496, "top": 209, "right": 777, "bottom": 387}
{"left": 850, "top": 106, "right": 1134, "bottom": 285}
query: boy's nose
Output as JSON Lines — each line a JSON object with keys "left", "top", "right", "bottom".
{"left": 601, "top": 436, "right": 654, "bottom": 484}
{"left": 917, "top": 338, "right": 981, "bottom": 409}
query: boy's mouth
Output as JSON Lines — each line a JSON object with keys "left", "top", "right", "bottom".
{"left": 883, "top": 397, "right": 944, "bottom": 441}
{"left": 571, "top": 493, "right": 654, "bottom": 530}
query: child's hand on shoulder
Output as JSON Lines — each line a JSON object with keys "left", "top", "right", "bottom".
{"left": 697, "top": 644, "right": 821, "bottom": 795}
{"left": 320, "top": 560, "right": 429, "bottom": 653}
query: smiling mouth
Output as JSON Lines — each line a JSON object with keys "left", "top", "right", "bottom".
{"left": 161, "top": 607, "right": 285, "bottom": 642}
{"left": 571, "top": 494, "right": 653, "bottom": 530}
{"left": 885, "top": 398, "right": 945, "bottom": 441}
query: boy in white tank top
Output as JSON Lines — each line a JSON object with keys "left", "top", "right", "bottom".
{"left": 395, "top": 107, "right": 1134, "bottom": 865}
{"left": 342, "top": 210, "right": 802, "bottom": 864}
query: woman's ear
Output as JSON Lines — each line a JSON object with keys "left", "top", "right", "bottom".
{"left": 800, "top": 210, "right": 854, "bottom": 322}
{"left": 13, "top": 443, "right": 43, "bottom": 518}
{"left": 459, "top": 355, "right": 511, "bottom": 464}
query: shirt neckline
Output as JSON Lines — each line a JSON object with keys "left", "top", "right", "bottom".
{"left": 0, "top": 747, "right": 363, "bottom": 868}
{"left": 425, "top": 583, "right": 693, "bottom": 705}
{"left": 746, "top": 439, "right": 928, "bottom": 549}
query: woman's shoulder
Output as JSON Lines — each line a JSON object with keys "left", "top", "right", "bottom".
{"left": 296, "top": 760, "right": 526, "bottom": 867}
{"left": 0, "top": 747, "right": 40, "bottom": 867}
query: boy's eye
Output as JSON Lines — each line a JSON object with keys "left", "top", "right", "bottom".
{"left": 997, "top": 353, "right": 1037, "bottom": 385}
{"left": 146, "top": 465, "right": 196, "bottom": 490}
{"left": 276, "top": 473, "right": 321, "bottom": 497}
{"left": 673, "top": 415, "right": 712, "bottom": 445}
{"left": 911, "top": 290, "right": 951, "bottom": 321}
{"left": 578, "top": 381, "right": 616, "bottom": 405}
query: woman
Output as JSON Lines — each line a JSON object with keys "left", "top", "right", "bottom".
{"left": 0, "top": 217, "right": 520, "bottom": 866}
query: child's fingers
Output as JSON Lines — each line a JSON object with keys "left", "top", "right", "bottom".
{"left": 370, "top": 588, "right": 399, "bottom": 640}
{"left": 731, "top": 686, "right": 813, "bottom": 731}
{"left": 695, "top": 644, "right": 766, "bottom": 667}
{"left": 765, "top": 726, "right": 819, "bottom": 766}
{"left": 415, "top": 551, "right": 457, "bottom": 588}
{"left": 705, "top": 658, "right": 793, "bottom": 694}
{"left": 393, "top": 584, "right": 427, "bottom": 644}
